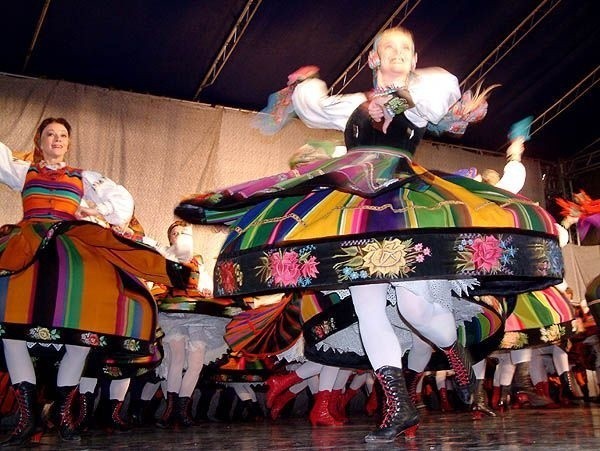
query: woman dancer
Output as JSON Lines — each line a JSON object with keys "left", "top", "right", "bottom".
{"left": 0, "top": 118, "right": 188, "bottom": 445}
{"left": 176, "top": 27, "right": 562, "bottom": 443}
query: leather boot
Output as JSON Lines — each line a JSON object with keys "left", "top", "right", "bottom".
{"left": 559, "top": 371, "right": 578, "bottom": 405}
{"left": 338, "top": 387, "right": 358, "bottom": 419}
{"left": 497, "top": 385, "right": 512, "bottom": 412}
{"left": 364, "top": 366, "right": 419, "bottom": 443}
{"left": 130, "top": 398, "right": 154, "bottom": 426}
{"left": 54, "top": 385, "right": 81, "bottom": 441}
{"left": 177, "top": 396, "right": 194, "bottom": 427}
{"left": 490, "top": 386, "right": 501, "bottom": 410}
{"left": 442, "top": 343, "right": 475, "bottom": 405}
{"left": 156, "top": 392, "right": 177, "bottom": 428}
{"left": 308, "top": 391, "right": 343, "bottom": 426}
{"left": 107, "top": 400, "right": 131, "bottom": 432}
{"left": 265, "top": 371, "right": 302, "bottom": 408}
{"left": 513, "top": 362, "right": 552, "bottom": 408}
{"left": 270, "top": 389, "right": 296, "bottom": 420}
{"left": 0, "top": 381, "right": 41, "bottom": 447}
{"left": 534, "top": 381, "right": 559, "bottom": 408}
{"left": 472, "top": 379, "right": 496, "bottom": 418}
{"left": 439, "top": 388, "right": 453, "bottom": 412}
{"left": 76, "top": 391, "right": 96, "bottom": 432}
{"left": 404, "top": 369, "right": 424, "bottom": 408}
{"left": 328, "top": 389, "right": 348, "bottom": 423}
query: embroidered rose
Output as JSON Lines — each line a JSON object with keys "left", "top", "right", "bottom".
{"left": 257, "top": 246, "right": 320, "bottom": 288}
{"left": 500, "top": 331, "right": 528, "bottom": 349}
{"left": 334, "top": 238, "right": 430, "bottom": 281}
{"left": 123, "top": 339, "right": 140, "bottom": 352}
{"left": 270, "top": 251, "right": 302, "bottom": 286}
{"left": 540, "top": 324, "right": 565, "bottom": 343}
{"left": 470, "top": 235, "right": 502, "bottom": 272}
{"left": 217, "top": 260, "right": 242, "bottom": 294}
{"left": 81, "top": 332, "right": 104, "bottom": 347}
{"left": 362, "top": 239, "right": 408, "bottom": 277}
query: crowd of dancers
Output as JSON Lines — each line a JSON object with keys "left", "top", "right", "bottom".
{"left": 1, "top": 26, "right": 599, "bottom": 446}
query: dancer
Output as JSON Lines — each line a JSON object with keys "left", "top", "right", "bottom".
{"left": 0, "top": 118, "right": 188, "bottom": 446}
{"left": 176, "top": 27, "right": 562, "bottom": 443}
{"left": 154, "top": 220, "right": 232, "bottom": 428}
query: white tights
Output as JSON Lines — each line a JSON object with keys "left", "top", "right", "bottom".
{"left": 3, "top": 339, "right": 89, "bottom": 387}
{"left": 164, "top": 338, "right": 206, "bottom": 397}
{"left": 351, "top": 282, "right": 457, "bottom": 371}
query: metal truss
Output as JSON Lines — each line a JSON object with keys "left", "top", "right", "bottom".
{"left": 23, "top": 0, "right": 52, "bottom": 71}
{"left": 460, "top": 0, "right": 561, "bottom": 92}
{"left": 328, "top": 0, "right": 421, "bottom": 95}
{"left": 530, "top": 65, "right": 599, "bottom": 141}
{"left": 193, "top": 0, "right": 263, "bottom": 100}
{"left": 562, "top": 143, "right": 600, "bottom": 178}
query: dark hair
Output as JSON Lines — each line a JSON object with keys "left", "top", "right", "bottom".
{"left": 34, "top": 117, "right": 72, "bottom": 151}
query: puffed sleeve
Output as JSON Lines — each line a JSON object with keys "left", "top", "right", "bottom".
{"left": 0, "top": 142, "right": 30, "bottom": 191}
{"left": 405, "top": 67, "right": 461, "bottom": 127}
{"left": 82, "top": 170, "right": 134, "bottom": 227}
{"left": 291, "top": 78, "right": 368, "bottom": 131}
{"left": 495, "top": 160, "right": 526, "bottom": 194}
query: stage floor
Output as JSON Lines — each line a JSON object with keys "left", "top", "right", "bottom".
{"left": 15, "top": 404, "right": 600, "bottom": 450}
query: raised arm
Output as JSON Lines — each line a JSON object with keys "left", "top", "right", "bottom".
{"left": 0, "top": 142, "right": 31, "bottom": 191}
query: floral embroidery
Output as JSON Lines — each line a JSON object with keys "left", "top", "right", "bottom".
{"left": 540, "top": 324, "right": 566, "bottom": 343}
{"left": 537, "top": 239, "right": 563, "bottom": 276}
{"left": 500, "top": 331, "right": 528, "bottom": 349}
{"left": 333, "top": 238, "right": 431, "bottom": 281}
{"left": 123, "top": 339, "right": 140, "bottom": 352}
{"left": 312, "top": 318, "right": 336, "bottom": 339}
{"left": 81, "top": 332, "right": 107, "bottom": 347}
{"left": 256, "top": 246, "right": 320, "bottom": 288}
{"left": 29, "top": 327, "right": 60, "bottom": 341}
{"left": 215, "top": 260, "right": 243, "bottom": 295}
{"left": 455, "top": 234, "right": 517, "bottom": 275}
{"left": 103, "top": 366, "right": 123, "bottom": 378}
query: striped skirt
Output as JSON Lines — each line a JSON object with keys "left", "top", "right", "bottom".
{"left": 177, "top": 147, "right": 563, "bottom": 298}
{"left": 498, "top": 286, "right": 575, "bottom": 349}
{"left": 0, "top": 220, "right": 180, "bottom": 357}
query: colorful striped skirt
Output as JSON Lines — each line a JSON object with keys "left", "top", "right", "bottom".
{"left": 0, "top": 220, "right": 184, "bottom": 358}
{"left": 176, "top": 147, "right": 563, "bottom": 298}
{"left": 498, "top": 286, "right": 575, "bottom": 349}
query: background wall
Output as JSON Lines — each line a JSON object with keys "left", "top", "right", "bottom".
{"left": 0, "top": 74, "right": 546, "bottom": 271}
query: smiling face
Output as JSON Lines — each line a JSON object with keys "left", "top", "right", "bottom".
{"left": 375, "top": 28, "right": 417, "bottom": 86}
{"left": 38, "top": 122, "right": 70, "bottom": 163}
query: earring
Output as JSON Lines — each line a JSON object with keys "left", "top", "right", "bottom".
{"left": 368, "top": 50, "right": 380, "bottom": 70}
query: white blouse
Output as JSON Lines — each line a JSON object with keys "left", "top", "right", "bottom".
{"left": 291, "top": 67, "right": 461, "bottom": 131}
{"left": 0, "top": 141, "right": 134, "bottom": 227}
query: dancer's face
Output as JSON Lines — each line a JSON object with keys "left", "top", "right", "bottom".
{"left": 377, "top": 30, "right": 417, "bottom": 83}
{"left": 39, "top": 122, "right": 70, "bottom": 162}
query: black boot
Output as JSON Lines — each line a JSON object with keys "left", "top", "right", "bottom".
{"left": 130, "top": 398, "right": 153, "bottom": 426}
{"left": 442, "top": 342, "right": 475, "bottom": 405}
{"left": 559, "top": 371, "right": 579, "bottom": 405}
{"left": 403, "top": 369, "right": 425, "bottom": 409}
{"left": 472, "top": 379, "right": 496, "bottom": 417}
{"left": 176, "top": 396, "right": 194, "bottom": 427}
{"left": 54, "top": 385, "right": 81, "bottom": 441}
{"left": 513, "top": 362, "right": 552, "bottom": 407}
{"left": 107, "top": 400, "right": 132, "bottom": 433}
{"left": 364, "top": 366, "right": 419, "bottom": 443}
{"left": 76, "top": 391, "right": 96, "bottom": 432}
{"left": 497, "top": 385, "right": 512, "bottom": 412}
{"left": 156, "top": 392, "right": 177, "bottom": 428}
{"left": 0, "top": 381, "right": 40, "bottom": 447}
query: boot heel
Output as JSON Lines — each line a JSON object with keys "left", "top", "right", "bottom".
{"left": 30, "top": 430, "right": 43, "bottom": 444}
{"left": 472, "top": 410, "right": 483, "bottom": 420}
{"left": 402, "top": 424, "right": 418, "bottom": 440}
